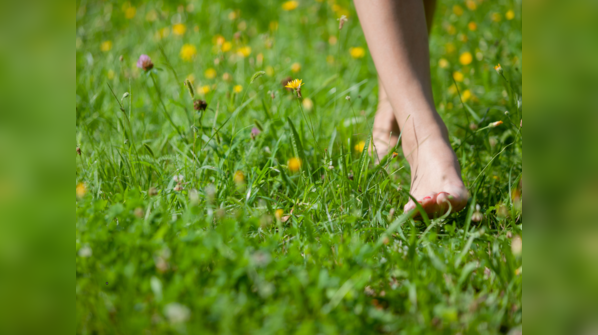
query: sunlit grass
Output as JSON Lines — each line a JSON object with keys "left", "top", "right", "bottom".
{"left": 76, "top": 0, "right": 522, "bottom": 333}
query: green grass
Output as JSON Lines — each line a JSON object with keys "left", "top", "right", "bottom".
{"left": 76, "top": 0, "right": 522, "bottom": 333}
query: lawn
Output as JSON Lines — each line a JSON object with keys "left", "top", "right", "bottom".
{"left": 75, "top": 0, "right": 522, "bottom": 333}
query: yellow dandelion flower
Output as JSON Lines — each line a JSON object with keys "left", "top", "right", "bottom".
{"left": 438, "top": 58, "right": 449, "bottom": 69}
{"left": 222, "top": 41, "right": 232, "bottom": 52}
{"left": 453, "top": 71, "right": 464, "bottom": 82}
{"left": 214, "top": 35, "right": 225, "bottom": 45}
{"left": 302, "top": 97, "right": 313, "bottom": 110}
{"left": 233, "top": 85, "right": 243, "bottom": 93}
{"left": 459, "top": 52, "right": 473, "bottom": 65}
{"left": 291, "top": 62, "right": 301, "bottom": 72}
{"left": 233, "top": 170, "right": 245, "bottom": 183}
{"left": 173, "top": 23, "right": 187, "bottom": 36}
{"left": 198, "top": 85, "right": 211, "bottom": 95}
{"left": 506, "top": 10, "right": 515, "bottom": 20}
{"left": 228, "top": 11, "right": 237, "bottom": 20}
{"left": 328, "top": 36, "right": 337, "bottom": 45}
{"left": 461, "top": 89, "right": 472, "bottom": 102}
{"left": 100, "top": 40, "right": 112, "bottom": 52}
{"left": 180, "top": 44, "right": 197, "bottom": 61}
{"left": 282, "top": 1, "right": 299, "bottom": 11}
{"left": 349, "top": 47, "right": 366, "bottom": 59}
{"left": 76, "top": 183, "right": 87, "bottom": 198}
{"left": 466, "top": 0, "right": 477, "bottom": 10}
{"left": 205, "top": 68, "right": 217, "bottom": 79}
{"left": 287, "top": 157, "right": 302, "bottom": 172}
{"left": 265, "top": 66, "right": 274, "bottom": 77}
{"left": 491, "top": 13, "right": 502, "bottom": 22}
{"left": 275, "top": 209, "right": 284, "bottom": 220}
{"left": 270, "top": 21, "right": 279, "bottom": 31}
{"left": 354, "top": 140, "right": 366, "bottom": 152}
{"left": 285, "top": 79, "right": 303, "bottom": 90}
{"left": 453, "top": 5, "right": 464, "bottom": 16}
{"left": 468, "top": 22, "right": 477, "bottom": 31}
{"left": 125, "top": 6, "right": 136, "bottom": 19}
{"left": 237, "top": 46, "right": 252, "bottom": 57}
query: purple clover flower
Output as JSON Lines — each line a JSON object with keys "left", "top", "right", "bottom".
{"left": 136, "top": 54, "right": 154, "bottom": 71}
{"left": 251, "top": 127, "right": 261, "bottom": 140}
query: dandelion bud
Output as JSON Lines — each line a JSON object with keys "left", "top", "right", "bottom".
{"left": 193, "top": 99, "right": 208, "bottom": 111}
{"left": 136, "top": 54, "right": 154, "bottom": 71}
{"left": 76, "top": 147, "right": 81, "bottom": 156}
{"left": 338, "top": 15, "right": 348, "bottom": 30}
{"left": 494, "top": 63, "right": 503, "bottom": 74}
{"left": 119, "top": 55, "right": 124, "bottom": 62}
{"left": 490, "top": 120, "right": 503, "bottom": 128}
{"left": 392, "top": 152, "right": 398, "bottom": 159}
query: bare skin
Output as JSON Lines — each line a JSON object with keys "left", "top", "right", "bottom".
{"left": 355, "top": 0, "right": 469, "bottom": 216}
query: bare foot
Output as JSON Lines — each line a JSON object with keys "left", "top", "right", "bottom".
{"left": 402, "top": 124, "right": 470, "bottom": 218}
{"left": 372, "top": 87, "right": 400, "bottom": 160}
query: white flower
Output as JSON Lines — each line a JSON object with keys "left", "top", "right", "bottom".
{"left": 172, "top": 174, "right": 184, "bottom": 182}
{"left": 164, "top": 303, "right": 190, "bottom": 324}
{"left": 78, "top": 245, "right": 92, "bottom": 258}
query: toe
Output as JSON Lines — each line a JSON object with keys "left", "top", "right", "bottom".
{"left": 420, "top": 193, "right": 440, "bottom": 216}
{"left": 404, "top": 199, "right": 416, "bottom": 213}
{"left": 436, "top": 192, "right": 451, "bottom": 213}
{"left": 437, "top": 189, "right": 470, "bottom": 213}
